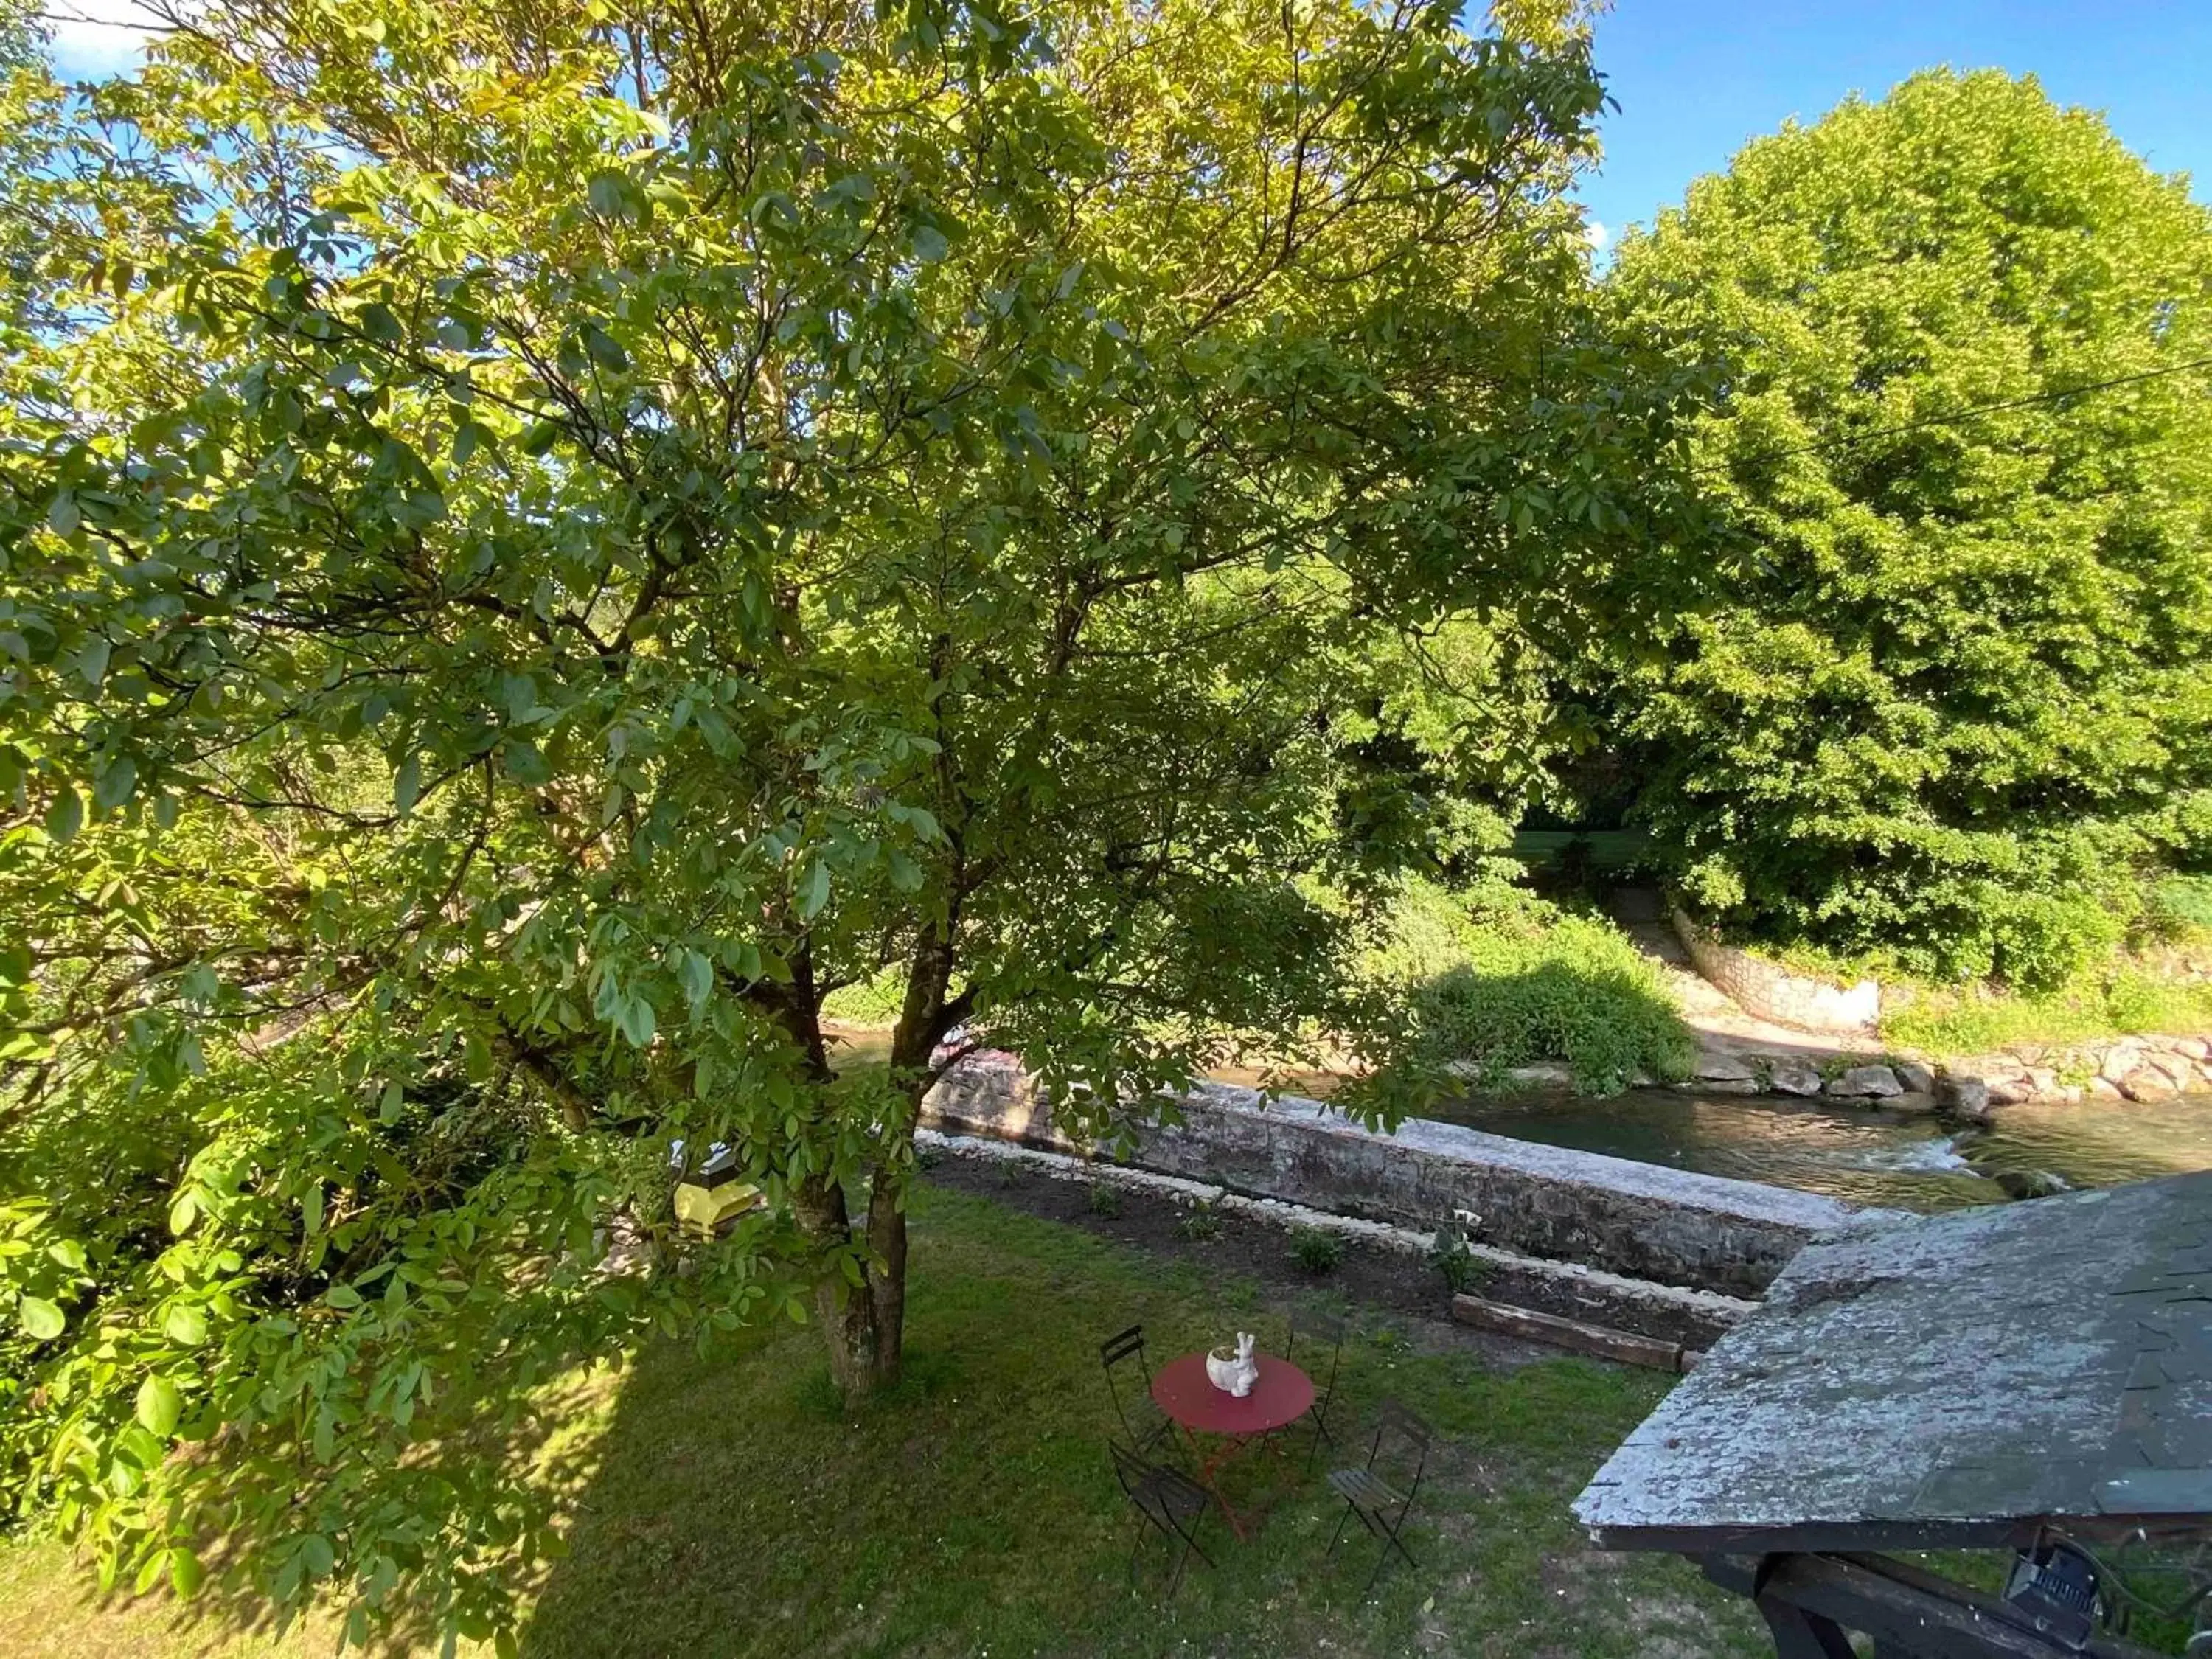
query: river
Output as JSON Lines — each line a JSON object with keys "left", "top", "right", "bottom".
{"left": 1427, "top": 1087, "right": 2212, "bottom": 1211}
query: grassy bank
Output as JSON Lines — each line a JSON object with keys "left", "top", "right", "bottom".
{"left": 1883, "top": 964, "right": 2212, "bottom": 1056}
{"left": 0, "top": 1184, "right": 1761, "bottom": 1658}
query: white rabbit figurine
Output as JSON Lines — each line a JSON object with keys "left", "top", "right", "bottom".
{"left": 1206, "top": 1331, "right": 1260, "bottom": 1397}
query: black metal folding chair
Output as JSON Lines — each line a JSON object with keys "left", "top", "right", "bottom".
{"left": 1110, "top": 1441, "right": 1216, "bottom": 1598}
{"left": 1099, "top": 1324, "right": 1183, "bottom": 1463}
{"left": 1284, "top": 1309, "right": 1347, "bottom": 1470}
{"left": 1326, "top": 1398, "right": 1432, "bottom": 1595}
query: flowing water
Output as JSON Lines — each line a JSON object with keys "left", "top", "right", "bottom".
{"left": 1426, "top": 1087, "right": 2212, "bottom": 1211}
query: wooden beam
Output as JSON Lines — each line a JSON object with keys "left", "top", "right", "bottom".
{"left": 1707, "top": 1553, "right": 2169, "bottom": 1659}
{"left": 1450, "top": 1294, "right": 1686, "bottom": 1370}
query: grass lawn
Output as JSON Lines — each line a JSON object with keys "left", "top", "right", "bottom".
{"left": 0, "top": 1183, "right": 1766, "bottom": 1658}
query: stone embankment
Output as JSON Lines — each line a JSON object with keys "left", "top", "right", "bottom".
{"left": 922, "top": 1058, "right": 1894, "bottom": 1300}
{"left": 1610, "top": 897, "right": 2212, "bottom": 1116}
{"left": 1925, "top": 1035, "right": 2212, "bottom": 1114}
{"left": 1501, "top": 1034, "right": 2212, "bottom": 1118}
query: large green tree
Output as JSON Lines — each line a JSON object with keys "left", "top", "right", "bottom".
{"left": 0, "top": 0, "right": 1656, "bottom": 1638}
{"left": 1605, "top": 69, "right": 2212, "bottom": 984}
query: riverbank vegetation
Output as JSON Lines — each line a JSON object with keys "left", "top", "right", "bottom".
{"left": 1354, "top": 876, "right": 1694, "bottom": 1096}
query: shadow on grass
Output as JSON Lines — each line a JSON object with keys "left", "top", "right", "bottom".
{"left": 517, "top": 1186, "right": 1764, "bottom": 1659}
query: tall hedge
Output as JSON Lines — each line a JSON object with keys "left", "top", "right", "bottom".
{"left": 1604, "top": 69, "right": 2212, "bottom": 986}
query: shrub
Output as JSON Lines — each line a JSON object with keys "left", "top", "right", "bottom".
{"left": 1290, "top": 1226, "right": 1344, "bottom": 1274}
{"left": 1175, "top": 1203, "right": 1224, "bottom": 1242}
{"left": 1356, "top": 876, "right": 1694, "bottom": 1095}
{"left": 821, "top": 970, "right": 908, "bottom": 1028}
{"left": 1427, "top": 1222, "right": 1488, "bottom": 1295}
{"left": 1604, "top": 71, "right": 2212, "bottom": 987}
{"left": 2146, "top": 876, "right": 2212, "bottom": 944}
{"left": 1086, "top": 1181, "right": 1123, "bottom": 1219}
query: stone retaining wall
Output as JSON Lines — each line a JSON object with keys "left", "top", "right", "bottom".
{"left": 922, "top": 1059, "right": 1889, "bottom": 1298}
{"left": 1672, "top": 909, "right": 1880, "bottom": 1034}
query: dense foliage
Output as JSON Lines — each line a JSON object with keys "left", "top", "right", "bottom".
{"left": 1604, "top": 70, "right": 2212, "bottom": 986}
{"left": 1362, "top": 874, "right": 1691, "bottom": 1093}
{"left": 0, "top": 0, "right": 1672, "bottom": 1642}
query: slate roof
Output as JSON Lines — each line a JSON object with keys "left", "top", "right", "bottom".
{"left": 1575, "top": 1170, "right": 2212, "bottom": 1554}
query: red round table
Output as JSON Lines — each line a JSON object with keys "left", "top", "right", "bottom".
{"left": 1152, "top": 1352, "right": 1315, "bottom": 1537}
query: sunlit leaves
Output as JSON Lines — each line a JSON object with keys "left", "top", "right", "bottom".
{"left": 0, "top": 0, "right": 1612, "bottom": 1649}
{"left": 134, "top": 1375, "right": 182, "bottom": 1438}
{"left": 1606, "top": 69, "right": 2212, "bottom": 982}
{"left": 15, "top": 1295, "right": 64, "bottom": 1340}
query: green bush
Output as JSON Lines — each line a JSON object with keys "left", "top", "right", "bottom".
{"left": 1085, "top": 1181, "right": 1123, "bottom": 1219}
{"left": 2146, "top": 876, "right": 2212, "bottom": 944}
{"left": 1289, "top": 1226, "right": 1343, "bottom": 1275}
{"left": 821, "top": 970, "right": 908, "bottom": 1028}
{"left": 1357, "top": 876, "right": 1694, "bottom": 1094}
{"left": 1604, "top": 71, "right": 2212, "bottom": 988}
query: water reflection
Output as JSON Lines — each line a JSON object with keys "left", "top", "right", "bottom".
{"left": 1426, "top": 1088, "right": 2212, "bottom": 1212}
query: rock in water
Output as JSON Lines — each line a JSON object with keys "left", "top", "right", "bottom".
{"left": 1826, "top": 1064, "right": 1903, "bottom": 1098}
{"left": 1767, "top": 1060, "right": 1826, "bottom": 1097}
{"left": 1938, "top": 1074, "right": 1992, "bottom": 1121}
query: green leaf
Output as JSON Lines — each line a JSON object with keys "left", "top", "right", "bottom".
{"left": 393, "top": 754, "right": 422, "bottom": 818}
{"left": 798, "top": 860, "right": 830, "bottom": 919}
{"left": 46, "top": 1239, "right": 87, "bottom": 1272}
{"left": 92, "top": 756, "right": 137, "bottom": 812}
{"left": 586, "top": 170, "right": 636, "bottom": 219}
{"left": 452, "top": 420, "right": 487, "bottom": 466}
{"left": 359, "top": 302, "right": 403, "bottom": 343}
{"left": 18, "top": 1295, "right": 64, "bottom": 1340}
{"left": 502, "top": 741, "right": 551, "bottom": 785}
{"left": 162, "top": 1303, "right": 208, "bottom": 1348}
{"left": 324, "top": 1283, "right": 363, "bottom": 1309}
{"left": 47, "top": 492, "right": 81, "bottom": 537}
{"left": 170, "top": 1545, "right": 204, "bottom": 1600}
{"left": 911, "top": 223, "right": 950, "bottom": 262}
{"left": 616, "top": 993, "right": 655, "bottom": 1049}
{"left": 300, "top": 1183, "right": 324, "bottom": 1237}
{"left": 676, "top": 948, "right": 712, "bottom": 1009}
{"left": 136, "top": 1375, "right": 183, "bottom": 1439}
{"left": 44, "top": 788, "right": 83, "bottom": 844}
{"left": 581, "top": 324, "right": 629, "bottom": 372}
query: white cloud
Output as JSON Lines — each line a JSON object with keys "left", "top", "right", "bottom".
{"left": 43, "top": 0, "right": 168, "bottom": 79}
{"left": 1582, "top": 219, "right": 1610, "bottom": 251}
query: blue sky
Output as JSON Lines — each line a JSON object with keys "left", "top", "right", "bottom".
{"left": 1576, "top": 1, "right": 2212, "bottom": 253}
{"left": 41, "top": 0, "right": 2212, "bottom": 244}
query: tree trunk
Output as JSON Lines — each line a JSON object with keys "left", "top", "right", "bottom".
{"left": 807, "top": 858, "right": 964, "bottom": 1402}
{"left": 801, "top": 1157, "right": 911, "bottom": 1400}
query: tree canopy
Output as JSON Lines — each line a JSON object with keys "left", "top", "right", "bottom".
{"left": 0, "top": 0, "right": 1660, "bottom": 1641}
{"left": 1604, "top": 69, "right": 2212, "bottom": 984}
